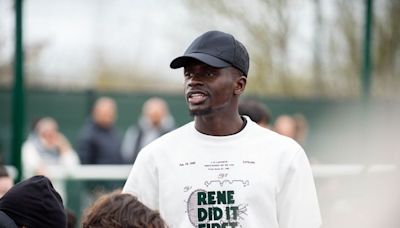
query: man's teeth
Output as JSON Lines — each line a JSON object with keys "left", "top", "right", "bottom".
{"left": 191, "top": 94, "right": 204, "bottom": 98}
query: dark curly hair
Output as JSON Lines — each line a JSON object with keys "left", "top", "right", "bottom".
{"left": 82, "top": 191, "right": 167, "bottom": 228}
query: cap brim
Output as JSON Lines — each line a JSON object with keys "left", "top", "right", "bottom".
{"left": 170, "top": 53, "right": 231, "bottom": 69}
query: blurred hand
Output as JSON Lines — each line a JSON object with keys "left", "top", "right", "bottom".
{"left": 54, "top": 133, "right": 72, "bottom": 155}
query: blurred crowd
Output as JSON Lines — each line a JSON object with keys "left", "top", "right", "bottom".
{"left": 18, "top": 96, "right": 310, "bottom": 191}
{"left": 0, "top": 96, "right": 314, "bottom": 226}
{"left": 2, "top": 96, "right": 396, "bottom": 228}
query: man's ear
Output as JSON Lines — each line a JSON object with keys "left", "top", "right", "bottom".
{"left": 234, "top": 76, "right": 247, "bottom": 95}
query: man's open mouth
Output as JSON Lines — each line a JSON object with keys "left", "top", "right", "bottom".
{"left": 187, "top": 91, "right": 208, "bottom": 104}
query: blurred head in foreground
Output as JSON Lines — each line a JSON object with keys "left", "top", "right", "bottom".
{"left": 82, "top": 191, "right": 167, "bottom": 228}
{"left": 0, "top": 175, "right": 66, "bottom": 228}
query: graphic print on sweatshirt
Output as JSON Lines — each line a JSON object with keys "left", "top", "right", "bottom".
{"left": 182, "top": 160, "right": 251, "bottom": 228}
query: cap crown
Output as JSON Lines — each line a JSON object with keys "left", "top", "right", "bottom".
{"left": 170, "top": 30, "right": 250, "bottom": 76}
{"left": 185, "top": 31, "right": 249, "bottom": 76}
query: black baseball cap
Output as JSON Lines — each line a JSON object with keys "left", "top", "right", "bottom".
{"left": 170, "top": 30, "right": 250, "bottom": 76}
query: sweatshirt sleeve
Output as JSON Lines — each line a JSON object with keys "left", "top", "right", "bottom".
{"left": 122, "top": 148, "right": 159, "bottom": 210}
{"left": 276, "top": 147, "right": 322, "bottom": 228}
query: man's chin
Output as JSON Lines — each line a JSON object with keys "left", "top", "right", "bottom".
{"left": 189, "top": 107, "right": 212, "bottom": 116}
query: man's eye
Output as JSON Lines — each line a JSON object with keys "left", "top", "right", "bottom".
{"left": 184, "top": 72, "right": 192, "bottom": 78}
{"left": 206, "top": 72, "right": 215, "bottom": 77}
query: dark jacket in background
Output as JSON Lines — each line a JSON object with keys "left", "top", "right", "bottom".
{"left": 77, "top": 119, "right": 122, "bottom": 164}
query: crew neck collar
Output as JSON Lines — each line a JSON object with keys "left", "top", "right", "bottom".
{"left": 192, "top": 116, "right": 250, "bottom": 142}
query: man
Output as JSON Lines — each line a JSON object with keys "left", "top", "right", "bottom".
{"left": 121, "top": 97, "right": 175, "bottom": 164}
{"left": 77, "top": 97, "right": 122, "bottom": 164}
{"left": 123, "top": 30, "right": 321, "bottom": 228}
{"left": 77, "top": 97, "right": 122, "bottom": 193}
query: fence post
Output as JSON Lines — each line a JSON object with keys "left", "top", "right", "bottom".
{"left": 11, "top": 0, "right": 25, "bottom": 182}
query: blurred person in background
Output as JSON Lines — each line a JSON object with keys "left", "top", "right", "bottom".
{"left": 77, "top": 96, "right": 122, "bottom": 165}
{"left": 0, "top": 165, "right": 13, "bottom": 198}
{"left": 274, "top": 114, "right": 317, "bottom": 164}
{"left": 121, "top": 97, "right": 175, "bottom": 164}
{"left": 273, "top": 114, "right": 297, "bottom": 139}
{"left": 292, "top": 113, "right": 309, "bottom": 146}
{"left": 274, "top": 114, "right": 309, "bottom": 146}
{"left": 81, "top": 190, "right": 167, "bottom": 228}
{"left": 77, "top": 97, "right": 122, "bottom": 194}
{"left": 22, "top": 117, "right": 80, "bottom": 199}
{"left": 239, "top": 98, "right": 272, "bottom": 128}
{"left": 22, "top": 117, "right": 80, "bottom": 177}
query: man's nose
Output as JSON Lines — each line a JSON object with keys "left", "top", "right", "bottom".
{"left": 187, "top": 73, "right": 204, "bottom": 86}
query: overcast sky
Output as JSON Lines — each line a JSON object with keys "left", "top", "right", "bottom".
{"left": 0, "top": 0, "right": 338, "bottom": 90}
{"left": 1, "top": 0, "right": 197, "bottom": 86}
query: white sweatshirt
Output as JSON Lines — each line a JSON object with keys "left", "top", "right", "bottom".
{"left": 123, "top": 117, "right": 321, "bottom": 228}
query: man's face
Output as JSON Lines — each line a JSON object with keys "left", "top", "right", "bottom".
{"left": 144, "top": 99, "right": 167, "bottom": 127}
{"left": 93, "top": 99, "right": 116, "bottom": 128}
{"left": 183, "top": 60, "right": 241, "bottom": 116}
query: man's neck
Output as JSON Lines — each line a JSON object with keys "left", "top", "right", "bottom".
{"left": 194, "top": 114, "right": 245, "bottom": 136}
